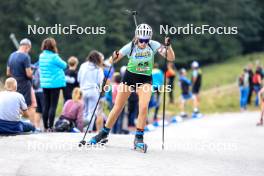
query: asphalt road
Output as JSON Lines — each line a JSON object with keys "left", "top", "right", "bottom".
{"left": 0, "top": 112, "right": 263, "bottom": 176}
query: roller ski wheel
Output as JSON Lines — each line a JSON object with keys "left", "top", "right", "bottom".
{"left": 134, "top": 142, "right": 148, "bottom": 153}
{"left": 78, "top": 140, "right": 86, "bottom": 147}
{"left": 87, "top": 138, "right": 108, "bottom": 146}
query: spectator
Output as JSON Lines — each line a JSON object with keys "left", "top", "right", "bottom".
{"left": 0, "top": 78, "right": 35, "bottom": 134}
{"left": 238, "top": 68, "right": 250, "bottom": 111}
{"left": 151, "top": 63, "right": 164, "bottom": 122}
{"left": 252, "top": 69, "right": 262, "bottom": 106}
{"left": 179, "top": 68, "right": 196, "bottom": 117}
{"left": 63, "top": 56, "right": 79, "bottom": 102}
{"left": 39, "top": 37, "right": 67, "bottom": 132}
{"left": 112, "top": 73, "right": 125, "bottom": 134}
{"left": 6, "top": 38, "right": 37, "bottom": 126}
{"left": 247, "top": 64, "right": 254, "bottom": 105}
{"left": 78, "top": 50, "right": 104, "bottom": 132}
{"left": 95, "top": 58, "right": 114, "bottom": 132}
{"left": 257, "top": 86, "right": 264, "bottom": 126}
{"left": 166, "top": 62, "right": 176, "bottom": 104}
{"left": 59, "top": 87, "right": 84, "bottom": 132}
{"left": 256, "top": 63, "right": 264, "bottom": 79}
{"left": 32, "top": 62, "right": 44, "bottom": 130}
{"left": 191, "top": 61, "right": 202, "bottom": 114}
{"left": 127, "top": 92, "right": 138, "bottom": 131}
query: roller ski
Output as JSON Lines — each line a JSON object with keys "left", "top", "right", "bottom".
{"left": 133, "top": 131, "right": 148, "bottom": 153}
{"left": 87, "top": 128, "right": 109, "bottom": 146}
{"left": 192, "top": 109, "right": 202, "bottom": 118}
{"left": 78, "top": 127, "right": 110, "bottom": 147}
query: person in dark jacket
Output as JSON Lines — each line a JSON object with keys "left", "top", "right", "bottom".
{"left": 63, "top": 56, "right": 79, "bottom": 102}
{"left": 191, "top": 61, "right": 202, "bottom": 114}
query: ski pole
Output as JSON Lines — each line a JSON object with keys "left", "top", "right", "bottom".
{"left": 10, "top": 33, "right": 19, "bottom": 49}
{"left": 124, "top": 10, "right": 138, "bottom": 27}
{"left": 162, "top": 37, "right": 171, "bottom": 150}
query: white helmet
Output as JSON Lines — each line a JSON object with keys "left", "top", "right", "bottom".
{"left": 191, "top": 61, "right": 199, "bottom": 68}
{"left": 135, "top": 23, "right": 153, "bottom": 39}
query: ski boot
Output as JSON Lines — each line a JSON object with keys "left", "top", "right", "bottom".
{"left": 134, "top": 135, "right": 148, "bottom": 153}
{"left": 87, "top": 128, "right": 109, "bottom": 146}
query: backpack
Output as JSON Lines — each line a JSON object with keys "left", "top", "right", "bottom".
{"left": 252, "top": 73, "right": 261, "bottom": 85}
{"left": 32, "top": 67, "right": 41, "bottom": 90}
{"left": 55, "top": 117, "right": 74, "bottom": 132}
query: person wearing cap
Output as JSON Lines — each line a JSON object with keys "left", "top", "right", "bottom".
{"left": 191, "top": 61, "right": 202, "bottom": 114}
{"left": 6, "top": 38, "right": 37, "bottom": 126}
{"left": 0, "top": 77, "right": 36, "bottom": 134}
{"left": 88, "top": 23, "right": 175, "bottom": 150}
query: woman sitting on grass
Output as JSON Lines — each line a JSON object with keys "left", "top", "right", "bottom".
{"left": 59, "top": 88, "right": 84, "bottom": 132}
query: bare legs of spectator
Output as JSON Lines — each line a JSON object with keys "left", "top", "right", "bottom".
{"left": 34, "top": 112, "right": 42, "bottom": 129}
{"left": 28, "top": 88, "right": 37, "bottom": 127}
{"left": 193, "top": 94, "right": 200, "bottom": 111}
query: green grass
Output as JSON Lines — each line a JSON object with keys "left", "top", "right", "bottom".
{"left": 165, "top": 52, "right": 264, "bottom": 115}
{"left": 201, "top": 52, "right": 264, "bottom": 90}
{"left": 0, "top": 79, "right": 3, "bottom": 91}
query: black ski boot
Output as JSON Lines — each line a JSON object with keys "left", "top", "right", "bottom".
{"left": 87, "top": 128, "right": 110, "bottom": 145}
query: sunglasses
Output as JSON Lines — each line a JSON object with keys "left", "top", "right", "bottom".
{"left": 138, "top": 38, "right": 150, "bottom": 44}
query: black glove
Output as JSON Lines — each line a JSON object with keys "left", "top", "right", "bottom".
{"left": 165, "top": 37, "right": 171, "bottom": 46}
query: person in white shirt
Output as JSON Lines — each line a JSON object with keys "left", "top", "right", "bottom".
{"left": 0, "top": 77, "right": 35, "bottom": 134}
{"left": 78, "top": 50, "right": 104, "bottom": 132}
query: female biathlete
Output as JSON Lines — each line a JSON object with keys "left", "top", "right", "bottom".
{"left": 88, "top": 24, "right": 175, "bottom": 151}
